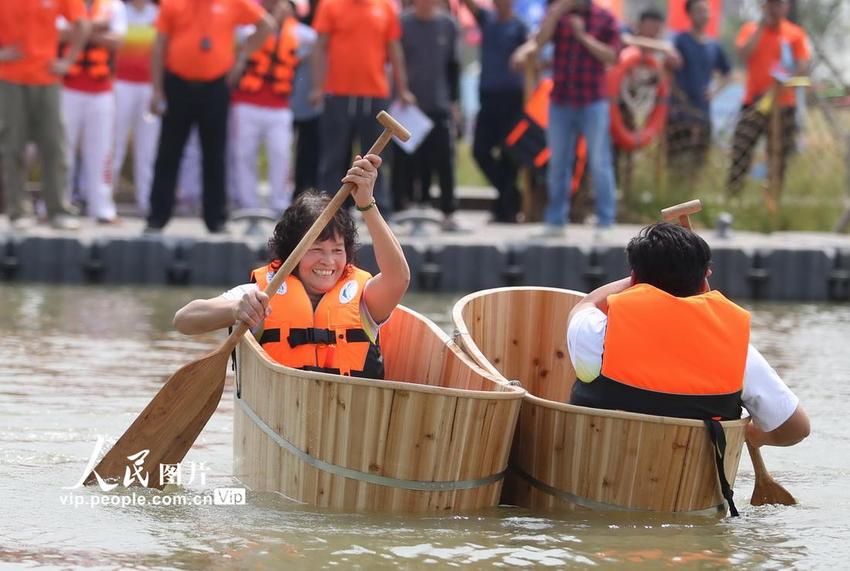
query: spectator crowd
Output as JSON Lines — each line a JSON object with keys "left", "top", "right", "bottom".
{"left": 0, "top": 0, "right": 809, "bottom": 235}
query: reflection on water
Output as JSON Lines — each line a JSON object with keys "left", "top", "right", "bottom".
{"left": 2, "top": 285, "right": 849, "bottom": 570}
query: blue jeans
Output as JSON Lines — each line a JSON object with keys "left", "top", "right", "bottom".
{"left": 545, "top": 100, "right": 617, "bottom": 226}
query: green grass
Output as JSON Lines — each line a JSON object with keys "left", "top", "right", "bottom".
{"left": 616, "top": 137, "right": 847, "bottom": 233}
{"left": 456, "top": 141, "right": 489, "bottom": 188}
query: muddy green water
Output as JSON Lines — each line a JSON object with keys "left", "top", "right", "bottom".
{"left": 1, "top": 285, "right": 849, "bottom": 570}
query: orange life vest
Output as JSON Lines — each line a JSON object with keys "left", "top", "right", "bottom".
{"left": 61, "top": 0, "right": 114, "bottom": 80}
{"left": 571, "top": 283, "right": 750, "bottom": 420}
{"left": 238, "top": 17, "right": 299, "bottom": 96}
{"left": 250, "top": 264, "right": 384, "bottom": 378}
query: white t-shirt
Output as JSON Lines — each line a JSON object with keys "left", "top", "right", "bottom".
{"left": 566, "top": 307, "right": 799, "bottom": 432}
{"left": 222, "top": 282, "right": 384, "bottom": 341}
{"left": 125, "top": 1, "right": 157, "bottom": 28}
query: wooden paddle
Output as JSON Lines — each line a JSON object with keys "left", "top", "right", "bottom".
{"left": 86, "top": 111, "right": 411, "bottom": 489}
{"left": 662, "top": 199, "right": 797, "bottom": 507}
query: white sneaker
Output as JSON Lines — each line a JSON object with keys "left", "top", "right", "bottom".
{"left": 441, "top": 215, "right": 464, "bottom": 233}
{"left": 10, "top": 217, "right": 35, "bottom": 231}
{"left": 593, "top": 226, "right": 614, "bottom": 243}
{"left": 49, "top": 215, "right": 80, "bottom": 231}
{"left": 535, "top": 224, "right": 566, "bottom": 239}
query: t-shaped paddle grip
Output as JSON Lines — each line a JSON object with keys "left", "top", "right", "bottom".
{"left": 377, "top": 110, "right": 411, "bottom": 142}
{"left": 661, "top": 199, "right": 702, "bottom": 230}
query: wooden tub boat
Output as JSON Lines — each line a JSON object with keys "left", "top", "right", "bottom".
{"left": 451, "top": 287, "right": 749, "bottom": 513}
{"left": 233, "top": 305, "right": 524, "bottom": 512}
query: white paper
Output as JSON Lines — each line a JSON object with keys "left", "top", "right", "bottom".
{"left": 388, "top": 102, "right": 434, "bottom": 155}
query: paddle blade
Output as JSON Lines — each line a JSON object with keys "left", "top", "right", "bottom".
{"left": 750, "top": 475, "right": 797, "bottom": 506}
{"left": 85, "top": 347, "right": 230, "bottom": 489}
{"left": 748, "top": 443, "right": 797, "bottom": 506}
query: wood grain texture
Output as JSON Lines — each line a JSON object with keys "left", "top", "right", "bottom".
{"left": 88, "top": 111, "right": 408, "bottom": 491}
{"left": 233, "top": 305, "right": 524, "bottom": 511}
{"left": 87, "top": 349, "right": 229, "bottom": 489}
{"left": 452, "top": 287, "right": 749, "bottom": 513}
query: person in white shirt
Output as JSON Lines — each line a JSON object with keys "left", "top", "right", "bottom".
{"left": 566, "top": 222, "right": 810, "bottom": 450}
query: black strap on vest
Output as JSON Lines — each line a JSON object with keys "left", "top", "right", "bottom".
{"left": 288, "top": 327, "right": 336, "bottom": 346}
{"left": 704, "top": 419, "right": 739, "bottom": 517}
{"left": 275, "top": 327, "right": 371, "bottom": 347}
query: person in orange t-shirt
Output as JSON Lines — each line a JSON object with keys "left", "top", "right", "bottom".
{"left": 145, "top": 0, "right": 274, "bottom": 234}
{"left": 310, "top": 0, "right": 414, "bottom": 214}
{"left": 0, "top": 0, "right": 90, "bottom": 230}
{"left": 726, "top": 0, "right": 809, "bottom": 197}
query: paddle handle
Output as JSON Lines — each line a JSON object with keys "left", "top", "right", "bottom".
{"left": 661, "top": 199, "right": 702, "bottom": 230}
{"left": 746, "top": 441, "right": 769, "bottom": 476}
{"left": 622, "top": 33, "right": 674, "bottom": 53}
{"left": 223, "top": 110, "right": 410, "bottom": 351}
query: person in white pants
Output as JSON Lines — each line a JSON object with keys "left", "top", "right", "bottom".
{"left": 112, "top": 0, "right": 158, "bottom": 215}
{"left": 59, "top": 0, "right": 127, "bottom": 223}
{"left": 229, "top": 0, "right": 310, "bottom": 213}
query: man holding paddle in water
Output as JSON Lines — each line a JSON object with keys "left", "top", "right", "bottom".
{"left": 566, "top": 220, "right": 810, "bottom": 514}
{"left": 174, "top": 154, "right": 410, "bottom": 378}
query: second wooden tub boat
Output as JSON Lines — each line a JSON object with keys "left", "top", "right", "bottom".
{"left": 232, "top": 305, "right": 524, "bottom": 512}
{"left": 451, "top": 287, "right": 748, "bottom": 513}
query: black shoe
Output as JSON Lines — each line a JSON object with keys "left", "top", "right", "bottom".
{"left": 142, "top": 224, "right": 163, "bottom": 235}
{"left": 208, "top": 224, "right": 230, "bottom": 235}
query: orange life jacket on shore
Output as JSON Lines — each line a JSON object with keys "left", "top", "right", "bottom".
{"left": 571, "top": 283, "right": 750, "bottom": 420}
{"left": 61, "top": 0, "right": 114, "bottom": 81}
{"left": 250, "top": 264, "right": 384, "bottom": 378}
{"left": 238, "top": 17, "right": 298, "bottom": 96}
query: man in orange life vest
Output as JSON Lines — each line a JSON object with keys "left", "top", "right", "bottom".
{"left": 172, "top": 154, "right": 410, "bottom": 378}
{"left": 228, "top": 0, "right": 308, "bottom": 212}
{"left": 59, "top": 0, "right": 127, "bottom": 224}
{"left": 567, "top": 223, "right": 810, "bottom": 454}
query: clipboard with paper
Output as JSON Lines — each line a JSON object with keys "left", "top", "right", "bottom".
{"left": 388, "top": 102, "right": 433, "bottom": 154}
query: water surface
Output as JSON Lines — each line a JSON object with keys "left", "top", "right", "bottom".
{"left": 1, "top": 285, "right": 849, "bottom": 570}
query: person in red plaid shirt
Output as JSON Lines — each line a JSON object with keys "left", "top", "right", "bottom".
{"left": 526, "top": 0, "right": 620, "bottom": 237}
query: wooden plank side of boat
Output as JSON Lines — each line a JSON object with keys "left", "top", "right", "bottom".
{"left": 233, "top": 304, "right": 524, "bottom": 512}
{"left": 451, "top": 286, "right": 749, "bottom": 513}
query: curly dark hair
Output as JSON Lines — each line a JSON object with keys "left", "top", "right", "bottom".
{"left": 626, "top": 222, "right": 711, "bottom": 297}
{"left": 267, "top": 191, "right": 358, "bottom": 272}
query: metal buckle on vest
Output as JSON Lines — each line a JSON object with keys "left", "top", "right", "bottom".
{"left": 288, "top": 328, "right": 336, "bottom": 347}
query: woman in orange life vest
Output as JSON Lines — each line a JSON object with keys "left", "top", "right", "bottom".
{"left": 173, "top": 154, "right": 410, "bottom": 378}
{"left": 566, "top": 222, "right": 810, "bottom": 448}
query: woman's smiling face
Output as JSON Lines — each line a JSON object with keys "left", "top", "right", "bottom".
{"left": 297, "top": 233, "right": 348, "bottom": 295}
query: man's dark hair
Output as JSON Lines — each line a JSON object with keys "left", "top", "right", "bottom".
{"left": 626, "top": 222, "right": 711, "bottom": 297}
{"left": 685, "top": 0, "right": 705, "bottom": 13}
{"left": 267, "top": 190, "right": 358, "bottom": 271}
{"left": 639, "top": 7, "right": 665, "bottom": 22}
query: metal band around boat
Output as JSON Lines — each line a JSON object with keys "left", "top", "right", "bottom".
{"left": 511, "top": 465, "right": 725, "bottom": 513}
{"left": 236, "top": 394, "right": 505, "bottom": 492}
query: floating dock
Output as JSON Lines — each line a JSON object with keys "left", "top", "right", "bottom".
{"left": 2, "top": 212, "right": 850, "bottom": 301}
